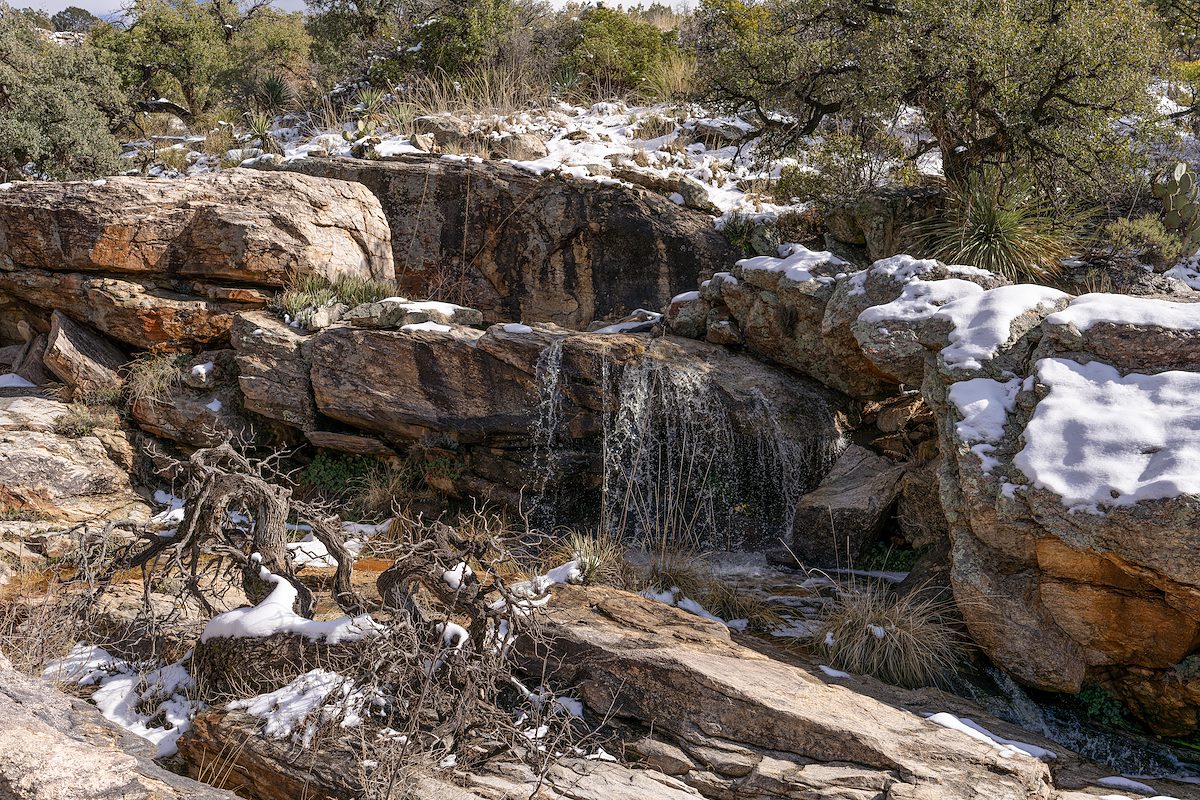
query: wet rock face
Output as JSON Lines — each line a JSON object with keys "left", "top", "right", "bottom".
{"left": 226, "top": 310, "right": 847, "bottom": 541}
{"left": 922, "top": 290, "right": 1200, "bottom": 733}
{"left": 268, "top": 156, "right": 738, "bottom": 329}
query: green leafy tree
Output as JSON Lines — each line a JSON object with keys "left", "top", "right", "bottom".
{"left": 91, "top": 0, "right": 309, "bottom": 123}
{"left": 0, "top": 6, "right": 129, "bottom": 179}
{"left": 698, "top": 0, "right": 1165, "bottom": 196}
{"left": 51, "top": 5, "right": 100, "bottom": 32}
{"left": 569, "top": 6, "right": 679, "bottom": 93}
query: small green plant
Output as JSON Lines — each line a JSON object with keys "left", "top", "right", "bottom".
{"left": 244, "top": 110, "right": 279, "bottom": 155}
{"left": 301, "top": 452, "right": 378, "bottom": 498}
{"left": 720, "top": 212, "right": 757, "bottom": 253}
{"left": 1151, "top": 162, "right": 1200, "bottom": 256}
{"left": 51, "top": 404, "right": 120, "bottom": 438}
{"left": 251, "top": 73, "right": 295, "bottom": 115}
{"left": 1077, "top": 684, "right": 1125, "bottom": 727}
{"left": 1103, "top": 214, "right": 1183, "bottom": 268}
{"left": 0, "top": 505, "right": 51, "bottom": 522}
{"left": 353, "top": 86, "right": 388, "bottom": 126}
{"left": 816, "top": 584, "right": 968, "bottom": 688}
{"left": 330, "top": 274, "right": 403, "bottom": 307}
{"left": 123, "top": 353, "right": 186, "bottom": 406}
{"left": 916, "top": 171, "right": 1087, "bottom": 282}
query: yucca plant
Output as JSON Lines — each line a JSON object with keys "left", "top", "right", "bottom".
{"left": 916, "top": 170, "right": 1088, "bottom": 282}
{"left": 354, "top": 86, "right": 389, "bottom": 126}
{"left": 253, "top": 73, "right": 296, "bottom": 115}
{"left": 244, "top": 110, "right": 279, "bottom": 154}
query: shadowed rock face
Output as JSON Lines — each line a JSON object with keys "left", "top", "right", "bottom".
{"left": 268, "top": 157, "right": 739, "bottom": 329}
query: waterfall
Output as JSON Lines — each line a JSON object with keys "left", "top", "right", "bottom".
{"left": 599, "top": 349, "right": 838, "bottom": 552}
{"left": 529, "top": 338, "right": 566, "bottom": 520}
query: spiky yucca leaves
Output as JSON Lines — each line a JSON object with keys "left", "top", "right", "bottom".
{"left": 918, "top": 172, "right": 1087, "bottom": 282}
{"left": 817, "top": 584, "right": 968, "bottom": 689}
{"left": 252, "top": 73, "right": 296, "bottom": 115}
{"left": 244, "top": 110, "right": 279, "bottom": 154}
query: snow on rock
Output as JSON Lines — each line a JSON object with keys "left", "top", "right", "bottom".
{"left": 400, "top": 321, "right": 453, "bottom": 333}
{"left": 738, "top": 244, "right": 848, "bottom": 284}
{"left": 818, "top": 664, "right": 852, "bottom": 678}
{"left": 0, "top": 373, "right": 36, "bottom": 388}
{"left": 846, "top": 255, "right": 943, "bottom": 296}
{"left": 948, "top": 377, "right": 1022, "bottom": 474}
{"left": 1165, "top": 263, "right": 1200, "bottom": 290}
{"left": 926, "top": 712, "right": 1057, "bottom": 761}
{"left": 1013, "top": 358, "right": 1200, "bottom": 512}
{"left": 502, "top": 323, "right": 534, "bottom": 334}
{"left": 1045, "top": 294, "right": 1200, "bottom": 332}
{"left": 201, "top": 555, "right": 382, "bottom": 644}
{"left": 857, "top": 278, "right": 985, "bottom": 324}
{"left": 671, "top": 290, "right": 701, "bottom": 304}
{"left": 934, "top": 284, "right": 1069, "bottom": 371}
{"left": 44, "top": 644, "right": 196, "bottom": 757}
{"left": 1095, "top": 776, "right": 1161, "bottom": 795}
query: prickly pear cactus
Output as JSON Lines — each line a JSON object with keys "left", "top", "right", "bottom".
{"left": 1152, "top": 162, "right": 1200, "bottom": 254}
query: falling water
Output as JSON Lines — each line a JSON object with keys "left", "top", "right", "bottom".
{"left": 599, "top": 349, "right": 841, "bottom": 552}
{"left": 529, "top": 337, "right": 566, "bottom": 519}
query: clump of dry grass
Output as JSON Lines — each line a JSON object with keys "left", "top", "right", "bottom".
{"left": 817, "top": 583, "right": 968, "bottom": 688}
{"left": 544, "top": 529, "right": 628, "bottom": 587}
{"left": 52, "top": 403, "right": 121, "bottom": 438}
{"left": 641, "top": 550, "right": 781, "bottom": 630}
{"left": 123, "top": 353, "right": 186, "bottom": 406}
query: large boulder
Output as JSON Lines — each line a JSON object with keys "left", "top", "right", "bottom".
{"left": 0, "top": 395, "right": 149, "bottom": 522}
{"left": 666, "top": 248, "right": 1006, "bottom": 398}
{"left": 265, "top": 156, "right": 738, "bottom": 329}
{"left": 824, "top": 186, "right": 942, "bottom": 264}
{"left": 527, "top": 585, "right": 1055, "bottom": 800}
{"left": 923, "top": 289, "right": 1200, "bottom": 733}
{"left": 790, "top": 443, "right": 905, "bottom": 566}
{"left": 42, "top": 311, "right": 127, "bottom": 397}
{"left": 0, "top": 169, "right": 394, "bottom": 287}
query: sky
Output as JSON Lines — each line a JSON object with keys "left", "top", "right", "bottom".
{"left": 22, "top": 0, "right": 696, "bottom": 19}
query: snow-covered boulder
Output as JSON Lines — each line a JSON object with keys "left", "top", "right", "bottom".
{"left": 923, "top": 289, "right": 1200, "bottom": 734}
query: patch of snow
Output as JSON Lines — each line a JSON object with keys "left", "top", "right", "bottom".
{"left": 934, "top": 285, "right": 1069, "bottom": 371}
{"left": 228, "top": 669, "right": 350, "bottom": 747}
{"left": 857, "top": 279, "right": 985, "bottom": 323}
{"left": 205, "top": 398, "right": 223, "bottom": 413}
{"left": 1164, "top": 263, "right": 1200, "bottom": 290}
{"left": 926, "top": 712, "right": 1057, "bottom": 761}
{"left": 190, "top": 361, "right": 214, "bottom": 380}
{"left": 1045, "top": 293, "right": 1200, "bottom": 332}
{"left": 592, "top": 311, "right": 662, "bottom": 334}
{"left": 818, "top": 664, "right": 852, "bottom": 678}
{"left": 400, "top": 321, "right": 453, "bottom": 333}
{"left": 1013, "top": 358, "right": 1200, "bottom": 511}
{"left": 502, "top": 323, "right": 534, "bottom": 334}
{"left": 44, "top": 645, "right": 196, "bottom": 757}
{"left": 671, "top": 290, "right": 700, "bottom": 303}
{"left": 442, "top": 561, "right": 474, "bottom": 590}
{"left": 1095, "top": 777, "right": 1160, "bottom": 795}
{"left": 948, "top": 377, "right": 1022, "bottom": 474}
{"left": 0, "top": 374, "right": 36, "bottom": 389}
{"left": 201, "top": 555, "right": 381, "bottom": 644}
{"left": 738, "top": 245, "right": 847, "bottom": 284}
